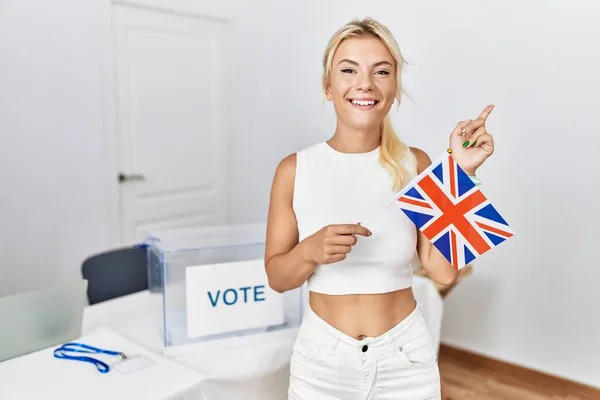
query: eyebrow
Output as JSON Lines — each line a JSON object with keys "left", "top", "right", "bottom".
{"left": 337, "top": 59, "right": 393, "bottom": 68}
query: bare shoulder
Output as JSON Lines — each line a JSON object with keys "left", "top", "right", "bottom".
{"left": 270, "top": 153, "right": 297, "bottom": 201}
{"left": 276, "top": 153, "right": 296, "bottom": 176}
{"left": 273, "top": 153, "right": 296, "bottom": 186}
{"left": 409, "top": 146, "right": 432, "bottom": 174}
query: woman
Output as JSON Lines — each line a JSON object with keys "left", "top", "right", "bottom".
{"left": 264, "top": 17, "right": 495, "bottom": 399}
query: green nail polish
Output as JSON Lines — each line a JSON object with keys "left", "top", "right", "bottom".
{"left": 463, "top": 141, "right": 470, "bottom": 147}
{"left": 471, "top": 140, "right": 477, "bottom": 147}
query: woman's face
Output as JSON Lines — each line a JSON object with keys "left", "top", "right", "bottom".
{"left": 326, "top": 36, "right": 397, "bottom": 132}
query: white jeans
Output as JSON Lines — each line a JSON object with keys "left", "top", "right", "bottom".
{"left": 288, "top": 303, "right": 441, "bottom": 400}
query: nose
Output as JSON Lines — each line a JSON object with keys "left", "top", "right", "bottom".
{"left": 355, "top": 72, "right": 374, "bottom": 92}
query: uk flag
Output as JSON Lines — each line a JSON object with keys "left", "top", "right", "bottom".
{"left": 395, "top": 153, "right": 514, "bottom": 270}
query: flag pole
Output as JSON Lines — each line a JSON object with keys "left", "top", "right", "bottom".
{"left": 362, "top": 185, "right": 410, "bottom": 227}
{"left": 361, "top": 197, "right": 397, "bottom": 227}
{"left": 361, "top": 151, "right": 449, "bottom": 227}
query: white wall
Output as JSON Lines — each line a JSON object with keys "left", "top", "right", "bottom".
{"left": 0, "top": 0, "right": 110, "bottom": 296}
{"left": 228, "top": 0, "right": 600, "bottom": 389}
{"left": 0, "top": 0, "right": 234, "bottom": 298}
{"left": 2, "top": 0, "right": 599, "bottom": 390}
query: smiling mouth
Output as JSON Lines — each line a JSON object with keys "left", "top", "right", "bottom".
{"left": 348, "top": 99, "right": 380, "bottom": 110}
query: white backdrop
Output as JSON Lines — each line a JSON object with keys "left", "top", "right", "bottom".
{"left": 229, "top": 0, "right": 600, "bottom": 389}
{"left": 1, "top": 0, "right": 599, "bottom": 389}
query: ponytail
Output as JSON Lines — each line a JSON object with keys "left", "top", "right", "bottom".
{"left": 379, "top": 116, "right": 418, "bottom": 191}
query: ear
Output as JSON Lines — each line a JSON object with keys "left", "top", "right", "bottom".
{"left": 325, "top": 85, "right": 333, "bottom": 101}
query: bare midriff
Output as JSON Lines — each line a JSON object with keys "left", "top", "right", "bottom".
{"left": 308, "top": 287, "right": 417, "bottom": 340}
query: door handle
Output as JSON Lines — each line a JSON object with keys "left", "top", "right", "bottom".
{"left": 118, "top": 173, "right": 146, "bottom": 183}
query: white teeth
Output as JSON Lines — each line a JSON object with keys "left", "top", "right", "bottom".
{"left": 351, "top": 99, "right": 376, "bottom": 106}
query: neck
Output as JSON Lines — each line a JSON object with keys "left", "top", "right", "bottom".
{"left": 327, "top": 120, "right": 381, "bottom": 154}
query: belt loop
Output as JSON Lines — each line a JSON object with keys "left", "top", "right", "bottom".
{"left": 382, "top": 332, "right": 398, "bottom": 356}
{"left": 383, "top": 333, "right": 391, "bottom": 345}
{"left": 417, "top": 302, "right": 424, "bottom": 315}
{"left": 383, "top": 332, "right": 395, "bottom": 347}
{"left": 323, "top": 336, "right": 339, "bottom": 355}
{"left": 330, "top": 336, "right": 340, "bottom": 353}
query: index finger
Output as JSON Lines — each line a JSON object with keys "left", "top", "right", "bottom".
{"left": 478, "top": 104, "right": 495, "bottom": 121}
{"left": 332, "top": 224, "right": 371, "bottom": 236}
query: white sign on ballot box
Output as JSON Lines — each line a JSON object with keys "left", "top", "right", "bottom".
{"left": 185, "top": 259, "right": 285, "bottom": 338}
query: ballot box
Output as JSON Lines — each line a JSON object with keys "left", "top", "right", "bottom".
{"left": 145, "top": 223, "right": 305, "bottom": 356}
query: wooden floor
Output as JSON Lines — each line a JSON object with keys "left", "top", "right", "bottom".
{"left": 438, "top": 345, "right": 600, "bottom": 400}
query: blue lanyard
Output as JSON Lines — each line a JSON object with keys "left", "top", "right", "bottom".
{"left": 54, "top": 342, "right": 125, "bottom": 374}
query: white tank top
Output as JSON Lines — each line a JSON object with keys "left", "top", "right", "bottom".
{"left": 293, "top": 142, "right": 418, "bottom": 295}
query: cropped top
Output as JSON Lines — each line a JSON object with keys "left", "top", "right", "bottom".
{"left": 293, "top": 142, "right": 418, "bottom": 295}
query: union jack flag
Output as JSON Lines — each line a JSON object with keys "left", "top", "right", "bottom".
{"left": 395, "top": 153, "right": 514, "bottom": 270}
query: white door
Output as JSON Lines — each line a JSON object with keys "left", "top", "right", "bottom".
{"left": 112, "top": 3, "right": 230, "bottom": 244}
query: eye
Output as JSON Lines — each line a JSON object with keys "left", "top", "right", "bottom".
{"left": 341, "top": 68, "right": 355, "bottom": 74}
{"left": 376, "top": 70, "right": 390, "bottom": 76}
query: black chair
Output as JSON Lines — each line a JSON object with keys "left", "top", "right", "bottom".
{"left": 81, "top": 247, "right": 148, "bottom": 305}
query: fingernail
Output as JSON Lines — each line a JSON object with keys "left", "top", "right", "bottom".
{"left": 463, "top": 141, "right": 470, "bottom": 147}
{"left": 471, "top": 140, "right": 477, "bottom": 147}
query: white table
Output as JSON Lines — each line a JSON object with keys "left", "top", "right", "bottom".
{"left": 80, "top": 275, "right": 444, "bottom": 400}
{"left": 82, "top": 292, "right": 295, "bottom": 400}
{"left": 0, "top": 327, "right": 205, "bottom": 400}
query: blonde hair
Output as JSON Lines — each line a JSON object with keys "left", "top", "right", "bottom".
{"left": 322, "top": 17, "right": 417, "bottom": 190}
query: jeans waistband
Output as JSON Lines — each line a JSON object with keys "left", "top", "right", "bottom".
{"left": 301, "top": 301, "right": 425, "bottom": 354}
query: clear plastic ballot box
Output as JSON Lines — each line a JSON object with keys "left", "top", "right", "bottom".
{"left": 145, "top": 222, "right": 306, "bottom": 356}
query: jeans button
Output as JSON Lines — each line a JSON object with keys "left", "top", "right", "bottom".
{"left": 362, "top": 345, "right": 368, "bottom": 352}
{"left": 398, "top": 346, "right": 403, "bottom": 352}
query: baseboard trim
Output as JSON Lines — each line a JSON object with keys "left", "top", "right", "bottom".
{"left": 439, "top": 344, "right": 600, "bottom": 397}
